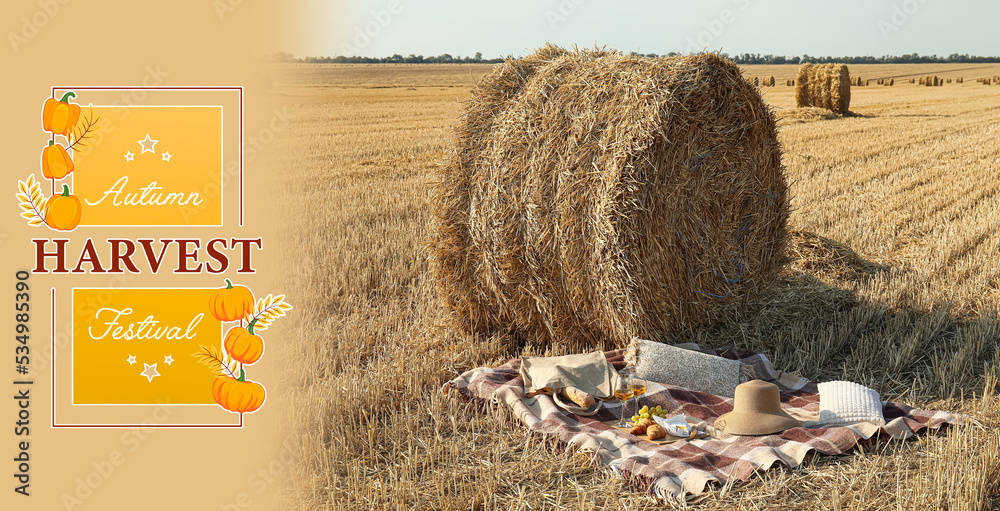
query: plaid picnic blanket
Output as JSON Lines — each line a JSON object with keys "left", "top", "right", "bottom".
{"left": 444, "top": 344, "right": 960, "bottom": 502}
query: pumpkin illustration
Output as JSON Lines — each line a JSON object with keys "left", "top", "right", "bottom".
{"left": 212, "top": 372, "right": 265, "bottom": 413}
{"left": 224, "top": 320, "right": 264, "bottom": 365}
{"left": 44, "top": 184, "right": 82, "bottom": 231}
{"left": 41, "top": 140, "right": 74, "bottom": 179}
{"left": 209, "top": 278, "right": 255, "bottom": 322}
{"left": 42, "top": 91, "right": 81, "bottom": 137}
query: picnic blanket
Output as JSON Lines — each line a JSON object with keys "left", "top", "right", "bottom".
{"left": 443, "top": 344, "right": 961, "bottom": 502}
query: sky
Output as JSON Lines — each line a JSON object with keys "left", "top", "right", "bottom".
{"left": 291, "top": 0, "right": 1000, "bottom": 59}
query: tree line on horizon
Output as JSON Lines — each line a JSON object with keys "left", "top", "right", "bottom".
{"left": 264, "top": 51, "right": 1000, "bottom": 65}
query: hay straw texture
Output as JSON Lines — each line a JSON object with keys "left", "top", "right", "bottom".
{"left": 433, "top": 46, "right": 788, "bottom": 348}
{"left": 795, "top": 63, "right": 851, "bottom": 114}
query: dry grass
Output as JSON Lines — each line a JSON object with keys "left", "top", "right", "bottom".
{"left": 269, "top": 62, "right": 1000, "bottom": 510}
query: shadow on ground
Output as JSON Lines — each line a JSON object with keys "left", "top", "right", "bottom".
{"left": 675, "top": 231, "right": 998, "bottom": 403}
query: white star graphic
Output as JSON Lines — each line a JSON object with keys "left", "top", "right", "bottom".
{"left": 124, "top": 151, "right": 135, "bottom": 162}
{"left": 137, "top": 134, "right": 158, "bottom": 154}
{"left": 127, "top": 354, "right": 137, "bottom": 366}
{"left": 140, "top": 363, "right": 160, "bottom": 383}
{"left": 161, "top": 151, "right": 172, "bottom": 162}
{"left": 164, "top": 355, "right": 174, "bottom": 365}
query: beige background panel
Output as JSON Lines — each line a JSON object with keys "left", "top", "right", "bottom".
{"left": 1, "top": 0, "right": 309, "bottom": 509}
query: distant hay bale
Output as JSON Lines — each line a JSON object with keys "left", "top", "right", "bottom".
{"left": 957, "top": 77, "right": 963, "bottom": 84}
{"left": 887, "top": 78, "right": 894, "bottom": 86}
{"left": 933, "top": 76, "right": 941, "bottom": 86}
{"left": 877, "top": 78, "right": 884, "bottom": 85}
{"left": 768, "top": 76, "right": 775, "bottom": 86}
{"left": 918, "top": 77, "right": 925, "bottom": 85}
{"left": 910, "top": 78, "right": 915, "bottom": 84}
{"left": 795, "top": 63, "right": 851, "bottom": 114}
{"left": 433, "top": 46, "right": 788, "bottom": 347}
{"left": 754, "top": 76, "right": 759, "bottom": 86}
{"left": 786, "top": 79, "right": 793, "bottom": 86}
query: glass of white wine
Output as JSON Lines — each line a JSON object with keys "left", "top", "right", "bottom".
{"left": 612, "top": 383, "right": 634, "bottom": 427}
{"left": 628, "top": 376, "right": 647, "bottom": 415}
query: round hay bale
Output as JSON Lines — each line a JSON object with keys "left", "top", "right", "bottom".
{"left": 795, "top": 63, "right": 851, "bottom": 114}
{"left": 957, "top": 77, "right": 963, "bottom": 84}
{"left": 433, "top": 46, "right": 788, "bottom": 347}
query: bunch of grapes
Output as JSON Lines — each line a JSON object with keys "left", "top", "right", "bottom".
{"left": 631, "top": 404, "right": 667, "bottom": 423}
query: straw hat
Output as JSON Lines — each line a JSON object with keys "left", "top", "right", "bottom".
{"left": 713, "top": 380, "right": 801, "bottom": 435}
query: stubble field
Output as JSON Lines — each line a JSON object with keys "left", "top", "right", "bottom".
{"left": 270, "top": 63, "right": 1000, "bottom": 510}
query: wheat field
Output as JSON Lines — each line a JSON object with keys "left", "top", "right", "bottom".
{"left": 270, "top": 63, "right": 1000, "bottom": 510}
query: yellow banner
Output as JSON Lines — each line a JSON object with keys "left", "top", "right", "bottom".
{"left": 73, "top": 105, "right": 223, "bottom": 226}
{"left": 72, "top": 288, "right": 224, "bottom": 404}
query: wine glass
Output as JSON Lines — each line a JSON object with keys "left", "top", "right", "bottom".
{"left": 612, "top": 382, "right": 634, "bottom": 427}
{"left": 628, "top": 376, "right": 647, "bottom": 415}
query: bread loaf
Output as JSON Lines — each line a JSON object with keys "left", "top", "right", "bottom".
{"left": 560, "top": 386, "right": 595, "bottom": 408}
